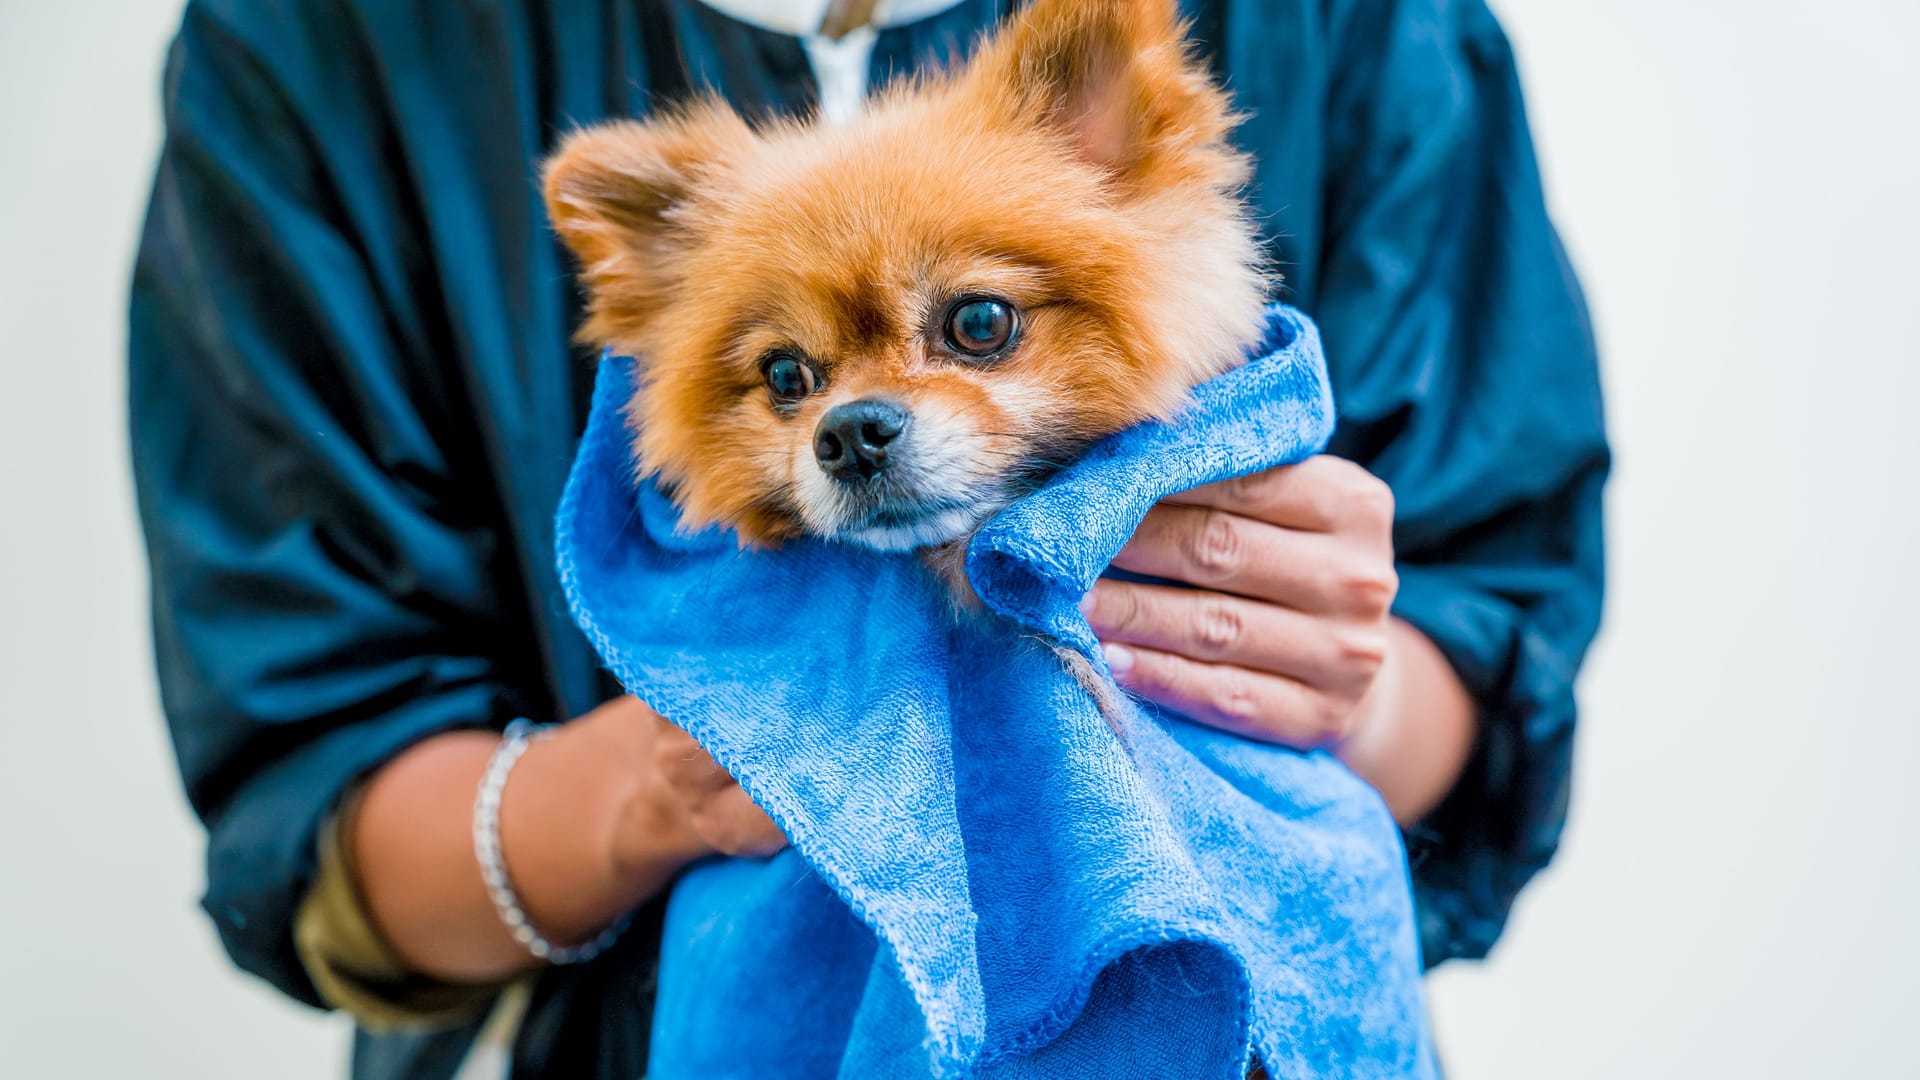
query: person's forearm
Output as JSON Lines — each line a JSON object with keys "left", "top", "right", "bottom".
{"left": 1337, "top": 619, "right": 1478, "bottom": 825}
{"left": 350, "top": 697, "right": 707, "bottom": 983}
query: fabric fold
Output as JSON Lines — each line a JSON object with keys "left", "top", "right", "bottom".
{"left": 555, "top": 305, "right": 1435, "bottom": 1078}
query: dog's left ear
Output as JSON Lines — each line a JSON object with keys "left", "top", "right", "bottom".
{"left": 965, "top": 0, "right": 1243, "bottom": 192}
{"left": 543, "top": 104, "right": 751, "bottom": 347}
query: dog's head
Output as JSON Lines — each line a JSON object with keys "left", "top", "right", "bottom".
{"left": 544, "top": 0, "right": 1267, "bottom": 549}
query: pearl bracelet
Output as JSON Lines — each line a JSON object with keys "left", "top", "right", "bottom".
{"left": 473, "top": 719, "right": 630, "bottom": 964}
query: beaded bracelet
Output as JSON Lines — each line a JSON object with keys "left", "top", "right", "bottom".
{"left": 473, "top": 719, "right": 630, "bottom": 964}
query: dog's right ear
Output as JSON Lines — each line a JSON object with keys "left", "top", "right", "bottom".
{"left": 543, "top": 106, "right": 750, "bottom": 347}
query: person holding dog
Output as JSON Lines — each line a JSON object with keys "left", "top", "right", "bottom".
{"left": 130, "top": 1, "right": 1605, "bottom": 1075}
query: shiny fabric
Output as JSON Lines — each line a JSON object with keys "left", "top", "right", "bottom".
{"left": 129, "top": 1, "right": 1606, "bottom": 1077}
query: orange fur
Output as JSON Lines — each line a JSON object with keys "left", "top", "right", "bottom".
{"left": 544, "top": 0, "right": 1268, "bottom": 548}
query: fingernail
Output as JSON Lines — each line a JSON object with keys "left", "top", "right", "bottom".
{"left": 1101, "top": 642, "right": 1135, "bottom": 675}
{"left": 1078, "top": 589, "right": 1098, "bottom": 616}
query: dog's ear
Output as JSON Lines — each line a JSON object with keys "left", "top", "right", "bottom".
{"left": 965, "top": 0, "right": 1243, "bottom": 192}
{"left": 542, "top": 105, "right": 750, "bottom": 346}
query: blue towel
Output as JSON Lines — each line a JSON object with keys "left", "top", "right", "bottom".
{"left": 556, "top": 306, "right": 1436, "bottom": 1079}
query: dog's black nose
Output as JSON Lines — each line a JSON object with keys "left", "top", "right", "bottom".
{"left": 815, "top": 399, "right": 908, "bottom": 482}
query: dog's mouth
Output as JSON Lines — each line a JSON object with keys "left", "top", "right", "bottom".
{"left": 787, "top": 419, "right": 1076, "bottom": 551}
{"left": 796, "top": 451, "right": 1037, "bottom": 551}
{"left": 829, "top": 488, "right": 1008, "bottom": 552}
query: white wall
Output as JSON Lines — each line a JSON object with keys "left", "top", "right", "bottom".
{"left": 0, "top": 2, "right": 1913, "bottom": 1077}
{"left": 1427, "top": 3, "right": 1920, "bottom": 1077}
{"left": 0, "top": 2, "right": 348, "bottom": 1077}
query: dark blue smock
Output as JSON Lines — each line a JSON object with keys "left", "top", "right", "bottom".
{"left": 129, "top": 1, "right": 1607, "bottom": 1076}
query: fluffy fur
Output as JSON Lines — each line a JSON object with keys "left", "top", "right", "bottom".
{"left": 544, "top": 0, "right": 1268, "bottom": 554}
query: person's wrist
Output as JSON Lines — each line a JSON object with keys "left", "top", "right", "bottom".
{"left": 475, "top": 721, "right": 633, "bottom": 963}
{"left": 1333, "top": 619, "right": 1477, "bottom": 825}
{"left": 1333, "top": 622, "right": 1404, "bottom": 776}
{"left": 488, "top": 700, "right": 699, "bottom": 951}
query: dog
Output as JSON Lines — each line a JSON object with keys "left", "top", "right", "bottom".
{"left": 543, "top": 0, "right": 1268, "bottom": 604}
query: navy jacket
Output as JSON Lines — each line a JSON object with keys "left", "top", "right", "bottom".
{"left": 130, "top": 1, "right": 1607, "bottom": 1075}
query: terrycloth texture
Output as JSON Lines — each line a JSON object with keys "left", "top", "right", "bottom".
{"left": 556, "top": 306, "right": 1435, "bottom": 1079}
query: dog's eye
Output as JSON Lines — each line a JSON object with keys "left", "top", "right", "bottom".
{"left": 943, "top": 297, "right": 1019, "bottom": 359}
{"left": 762, "top": 352, "right": 819, "bottom": 404}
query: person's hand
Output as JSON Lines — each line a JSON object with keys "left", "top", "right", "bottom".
{"left": 1079, "top": 456, "right": 1399, "bottom": 750}
{"left": 604, "top": 696, "right": 789, "bottom": 874}
{"left": 650, "top": 708, "right": 791, "bottom": 860}
{"left": 351, "top": 694, "right": 789, "bottom": 983}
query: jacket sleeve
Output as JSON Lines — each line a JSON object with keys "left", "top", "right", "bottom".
{"left": 130, "top": 4, "right": 544, "bottom": 1004}
{"left": 1314, "top": 0, "right": 1609, "bottom": 965}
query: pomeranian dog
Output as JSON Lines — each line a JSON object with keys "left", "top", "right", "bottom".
{"left": 544, "top": 0, "right": 1267, "bottom": 589}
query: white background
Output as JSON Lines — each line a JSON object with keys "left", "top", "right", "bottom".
{"left": 3, "top": 1, "right": 1916, "bottom": 1076}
